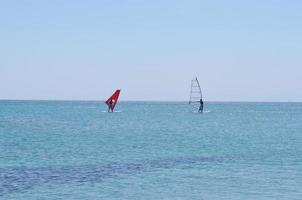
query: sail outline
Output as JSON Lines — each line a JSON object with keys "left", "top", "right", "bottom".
{"left": 105, "top": 89, "right": 121, "bottom": 111}
{"left": 189, "top": 77, "right": 202, "bottom": 104}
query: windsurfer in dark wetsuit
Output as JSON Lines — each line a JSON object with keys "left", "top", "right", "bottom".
{"left": 108, "top": 99, "right": 115, "bottom": 112}
{"left": 198, "top": 98, "right": 204, "bottom": 113}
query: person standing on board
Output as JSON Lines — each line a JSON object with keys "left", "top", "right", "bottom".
{"left": 108, "top": 99, "right": 115, "bottom": 112}
{"left": 198, "top": 98, "right": 204, "bottom": 113}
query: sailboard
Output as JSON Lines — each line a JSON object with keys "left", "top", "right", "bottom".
{"left": 105, "top": 89, "right": 121, "bottom": 111}
{"left": 189, "top": 77, "right": 203, "bottom": 111}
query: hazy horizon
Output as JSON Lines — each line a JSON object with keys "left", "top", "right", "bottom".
{"left": 1, "top": 99, "right": 302, "bottom": 103}
{"left": 1, "top": 0, "right": 301, "bottom": 102}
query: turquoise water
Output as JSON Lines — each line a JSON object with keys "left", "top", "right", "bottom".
{"left": 1, "top": 101, "right": 302, "bottom": 199}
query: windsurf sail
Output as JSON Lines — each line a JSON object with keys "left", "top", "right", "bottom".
{"left": 105, "top": 89, "right": 121, "bottom": 111}
{"left": 189, "top": 77, "right": 202, "bottom": 109}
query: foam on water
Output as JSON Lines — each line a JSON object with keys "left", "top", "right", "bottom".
{"left": 101, "top": 110, "right": 122, "bottom": 113}
{"left": 192, "top": 110, "right": 211, "bottom": 113}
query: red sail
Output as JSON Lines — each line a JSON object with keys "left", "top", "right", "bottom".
{"left": 105, "top": 89, "right": 121, "bottom": 111}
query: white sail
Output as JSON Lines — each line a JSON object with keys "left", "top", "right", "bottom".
{"left": 189, "top": 77, "right": 202, "bottom": 106}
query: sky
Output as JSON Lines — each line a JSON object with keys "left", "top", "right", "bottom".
{"left": 0, "top": 0, "right": 301, "bottom": 101}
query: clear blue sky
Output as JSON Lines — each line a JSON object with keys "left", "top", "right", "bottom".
{"left": 0, "top": 0, "right": 301, "bottom": 101}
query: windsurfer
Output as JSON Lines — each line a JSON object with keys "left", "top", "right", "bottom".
{"left": 198, "top": 98, "right": 204, "bottom": 113}
{"left": 105, "top": 89, "right": 120, "bottom": 113}
{"left": 108, "top": 99, "right": 115, "bottom": 112}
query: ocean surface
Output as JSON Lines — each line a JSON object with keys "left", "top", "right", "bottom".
{"left": 0, "top": 101, "right": 302, "bottom": 200}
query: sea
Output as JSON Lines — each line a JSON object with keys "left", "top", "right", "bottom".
{"left": 0, "top": 101, "right": 302, "bottom": 200}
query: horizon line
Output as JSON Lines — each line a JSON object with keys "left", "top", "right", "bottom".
{"left": 0, "top": 99, "right": 301, "bottom": 103}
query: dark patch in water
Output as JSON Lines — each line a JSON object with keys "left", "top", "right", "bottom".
{"left": 0, "top": 156, "right": 223, "bottom": 196}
